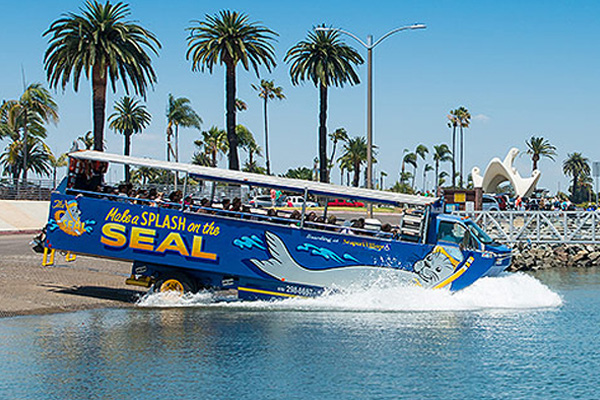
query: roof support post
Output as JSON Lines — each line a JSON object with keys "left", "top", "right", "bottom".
{"left": 300, "top": 187, "right": 308, "bottom": 229}
{"left": 181, "top": 173, "right": 189, "bottom": 211}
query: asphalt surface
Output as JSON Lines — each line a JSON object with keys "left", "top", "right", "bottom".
{"left": 0, "top": 234, "right": 142, "bottom": 318}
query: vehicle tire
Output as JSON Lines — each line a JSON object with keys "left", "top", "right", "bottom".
{"left": 153, "top": 273, "right": 196, "bottom": 295}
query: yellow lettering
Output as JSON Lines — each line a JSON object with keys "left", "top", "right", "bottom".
{"left": 191, "top": 236, "right": 217, "bottom": 260}
{"left": 141, "top": 211, "right": 148, "bottom": 226}
{"left": 131, "top": 227, "right": 155, "bottom": 251}
{"left": 106, "top": 207, "right": 118, "bottom": 221}
{"left": 101, "top": 223, "right": 126, "bottom": 247}
{"left": 148, "top": 213, "right": 157, "bottom": 226}
{"left": 131, "top": 216, "right": 139, "bottom": 225}
{"left": 156, "top": 232, "right": 189, "bottom": 256}
{"left": 178, "top": 216, "right": 186, "bottom": 231}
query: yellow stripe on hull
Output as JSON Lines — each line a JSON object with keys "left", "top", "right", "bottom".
{"left": 238, "top": 286, "right": 303, "bottom": 298}
{"left": 433, "top": 256, "right": 474, "bottom": 289}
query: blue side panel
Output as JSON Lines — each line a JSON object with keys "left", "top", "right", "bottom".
{"left": 45, "top": 194, "right": 432, "bottom": 285}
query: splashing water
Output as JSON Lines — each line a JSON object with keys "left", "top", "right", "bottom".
{"left": 136, "top": 272, "right": 562, "bottom": 312}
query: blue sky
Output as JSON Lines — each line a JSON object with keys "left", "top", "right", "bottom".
{"left": 1, "top": 0, "right": 599, "bottom": 191}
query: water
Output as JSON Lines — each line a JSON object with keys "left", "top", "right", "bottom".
{"left": 1, "top": 270, "right": 599, "bottom": 400}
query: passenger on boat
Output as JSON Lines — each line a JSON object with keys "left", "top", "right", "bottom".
{"left": 221, "top": 198, "right": 231, "bottom": 211}
{"left": 377, "top": 223, "right": 393, "bottom": 238}
{"left": 183, "top": 195, "right": 194, "bottom": 210}
{"left": 167, "top": 190, "right": 183, "bottom": 208}
{"left": 327, "top": 215, "right": 339, "bottom": 232}
{"left": 230, "top": 197, "right": 242, "bottom": 213}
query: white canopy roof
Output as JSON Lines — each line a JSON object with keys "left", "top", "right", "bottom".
{"left": 70, "top": 150, "right": 437, "bottom": 207}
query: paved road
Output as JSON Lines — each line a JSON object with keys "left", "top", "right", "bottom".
{"left": 0, "top": 234, "right": 141, "bottom": 318}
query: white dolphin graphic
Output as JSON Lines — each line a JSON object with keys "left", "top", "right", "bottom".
{"left": 249, "top": 232, "right": 457, "bottom": 289}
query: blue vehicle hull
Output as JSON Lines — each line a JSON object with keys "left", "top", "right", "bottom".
{"left": 44, "top": 192, "right": 504, "bottom": 299}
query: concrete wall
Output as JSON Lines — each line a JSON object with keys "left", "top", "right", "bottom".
{"left": 0, "top": 200, "right": 49, "bottom": 233}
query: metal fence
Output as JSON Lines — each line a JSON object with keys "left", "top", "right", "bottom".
{"left": 0, "top": 180, "right": 56, "bottom": 201}
{"left": 454, "top": 210, "right": 600, "bottom": 244}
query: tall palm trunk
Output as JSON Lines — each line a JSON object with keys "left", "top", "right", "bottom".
{"left": 460, "top": 125, "right": 465, "bottom": 188}
{"left": 412, "top": 166, "right": 417, "bottom": 189}
{"left": 353, "top": 162, "right": 360, "bottom": 187}
{"left": 318, "top": 83, "right": 328, "bottom": 183}
{"left": 263, "top": 97, "right": 271, "bottom": 175}
{"left": 435, "top": 161, "right": 439, "bottom": 193}
{"left": 225, "top": 60, "right": 239, "bottom": 170}
{"left": 451, "top": 126, "right": 456, "bottom": 187}
{"left": 92, "top": 64, "right": 108, "bottom": 152}
{"left": 401, "top": 162, "right": 406, "bottom": 184}
{"left": 124, "top": 131, "right": 132, "bottom": 182}
{"left": 175, "top": 124, "right": 180, "bottom": 162}
{"left": 22, "top": 110, "right": 29, "bottom": 184}
{"left": 532, "top": 154, "right": 539, "bottom": 172}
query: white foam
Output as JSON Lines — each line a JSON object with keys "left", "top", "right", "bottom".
{"left": 136, "top": 272, "right": 562, "bottom": 311}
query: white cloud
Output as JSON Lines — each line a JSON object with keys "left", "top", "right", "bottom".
{"left": 473, "top": 114, "right": 491, "bottom": 123}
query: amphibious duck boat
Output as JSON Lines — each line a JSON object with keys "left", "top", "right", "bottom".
{"left": 42, "top": 151, "right": 511, "bottom": 300}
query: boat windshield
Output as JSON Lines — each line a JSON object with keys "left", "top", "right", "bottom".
{"left": 465, "top": 220, "right": 493, "bottom": 244}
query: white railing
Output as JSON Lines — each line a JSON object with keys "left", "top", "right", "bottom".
{"left": 453, "top": 210, "right": 600, "bottom": 244}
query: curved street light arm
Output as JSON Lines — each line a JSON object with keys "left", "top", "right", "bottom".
{"left": 372, "top": 24, "right": 427, "bottom": 48}
{"left": 314, "top": 26, "right": 369, "bottom": 49}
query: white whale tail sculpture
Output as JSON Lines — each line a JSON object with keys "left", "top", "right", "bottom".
{"left": 471, "top": 148, "right": 540, "bottom": 198}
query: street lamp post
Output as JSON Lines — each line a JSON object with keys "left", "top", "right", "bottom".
{"left": 316, "top": 24, "right": 426, "bottom": 216}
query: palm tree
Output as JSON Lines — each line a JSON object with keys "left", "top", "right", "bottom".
{"left": 433, "top": 144, "right": 453, "bottom": 192}
{"left": 235, "top": 124, "right": 262, "bottom": 169}
{"left": 285, "top": 28, "right": 363, "bottom": 182}
{"left": 328, "top": 127, "right": 349, "bottom": 182}
{"left": 77, "top": 131, "right": 95, "bottom": 150}
{"left": 379, "top": 171, "right": 388, "bottom": 190}
{"left": 422, "top": 163, "right": 433, "bottom": 192}
{"left": 401, "top": 151, "right": 417, "bottom": 186}
{"left": 131, "top": 166, "right": 159, "bottom": 186}
{"left": 447, "top": 107, "right": 470, "bottom": 187}
{"left": 186, "top": 10, "right": 277, "bottom": 171}
{"left": 251, "top": 79, "right": 285, "bottom": 175}
{"left": 283, "top": 166, "right": 313, "bottom": 181}
{"left": 413, "top": 144, "right": 428, "bottom": 189}
{"left": 49, "top": 152, "right": 68, "bottom": 187}
{"left": 526, "top": 136, "right": 557, "bottom": 171}
{"left": 166, "top": 94, "right": 202, "bottom": 162}
{"left": 1, "top": 137, "right": 53, "bottom": 183}
{"left": 191, "top": 151, "right": 212, "bottom": 167}
{"left": 447, "top": 110, "right": 458, "bottom": 187}
{"left": 563, "top": 152, "right": 590, "bottom": 203}
{"left": 44, "top": 0, "right": 160, "bottom": 152}
{"left": 108, "top": 96, "right": 151, "bottom": 182}
{"left": 235, "top": 98, "right": 248, "bottom": 112}
{"left": 1, "top": 84, "right": 59, "bottom": 183}
{"left": 438, "top": 171, "right": 449, "bottom": 187}
{"left": 456, "top": 107, "right": 471, "bottom": 187}
{"left": 338, "top": 136, "right": 375, "bottom": 187}
{"left": 196, "top": 126, "right": 229, "bottom": 167}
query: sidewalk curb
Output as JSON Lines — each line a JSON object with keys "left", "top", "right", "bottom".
{"left": 0, "top": 229, "right": 41, "bottom": 236}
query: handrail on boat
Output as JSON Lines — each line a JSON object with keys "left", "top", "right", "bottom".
{"left": 63, "top": 187, "right": 399, "bottom": 240}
